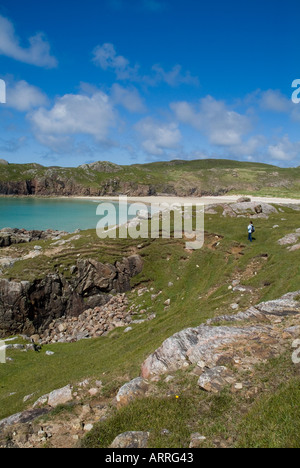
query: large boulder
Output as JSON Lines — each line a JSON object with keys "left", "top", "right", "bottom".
{"left": 222, "top": 202, "right": 278, "bottom": 218}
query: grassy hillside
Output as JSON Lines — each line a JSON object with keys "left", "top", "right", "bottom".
{"left": 0, "top": 159, "right": 300, "bottom": 197}
{"left": 0, "top": 203, "right": 299, "bottom": 448}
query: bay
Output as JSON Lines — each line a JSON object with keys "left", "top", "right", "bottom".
{"left": 0, "top": 197, "right": 147, "bottom": 232}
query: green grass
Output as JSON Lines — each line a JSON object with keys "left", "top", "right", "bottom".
{"left": 0, "top": 204, "right": 300, "bottom": 448}
{"left": 236, "top": 378, "right": 300, "bottom": 448}
{"left": 81, "top": 353, "right": 299, "bottom": 448}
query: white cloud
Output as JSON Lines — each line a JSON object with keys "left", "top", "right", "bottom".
{"left": 111, "top": 83, "right": 146, "bottom": 113}
{"left": 0, "top": 15, "right": 57, "bottom": 68}
{"left": 135, "top": 117, "right": 181, "bottom": 156}
{"left": 246, "top": 89, "right": 300, "bottom": 122}
{"left": 92, "top": 42, "right": 198, "bottom": 87}
{"left": 151, "top": 64, "right": 199, "bottom": 87}
{"left": 267, "top": 135, "right": 300, "bottom": 162}
{"left": 6, "top": 80, "right": 49, "bottom": 112}
{"left": 171, "top": 96, "right": 251, "bottom": 146}
{"left": 92, "top": 43, "right": 139, "bottom": 81}
{"left": 259, "top": 89, "right": 291, "bottom": 113}
{"left": 29, "top": 91, "right": 116, "bottom": 151}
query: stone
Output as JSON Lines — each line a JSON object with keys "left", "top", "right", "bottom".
{"left": 110, "top": 431, "right": 150, "bottom": 449}
{"left": 234, "top": 383, "right": 243, "bottom": 390}
{"left": 189, "top": 433, "right": 207, "bottom": 448}
{"left": 164, "top": 375, "right": 175, "bottom": 383}
{"left": 23, "top": 393, "right": 35, "bottom": 403}
{"left": 31, "top": 335, "right": 40, "bottom": 344}
{"left": 278, "top": 231, "right": 300, "bottom": 246}
{"left": 198, "top": 367, "right": 236, "bottom": 393}
{"left": 48, "top": 385, "right": 73, "bottom": 408}
{"left": 237, "top": 197, "right": 251, "bottom": 203}
{"left": 83, "top": 423, "right": 94, "bottom": 432}
{"left": 116, "top": 377, "right": 149, "bottom": 408}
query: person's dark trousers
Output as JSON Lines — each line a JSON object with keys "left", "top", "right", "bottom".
{"left": 248, "top": 233, "right": 252, "bottom": 242}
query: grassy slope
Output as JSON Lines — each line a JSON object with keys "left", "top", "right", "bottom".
{"left": 1, "top": 159, "right": 300, "bottom": 197}
{"left": 0, "top": 205, "right": 299, "bottom": 447}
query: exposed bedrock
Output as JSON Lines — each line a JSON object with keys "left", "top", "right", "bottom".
{"left": 141, "top": 291, "right": 300, "bottom": 379}
{"left": 0, "top": 255, "right": 143, "bottom": 337}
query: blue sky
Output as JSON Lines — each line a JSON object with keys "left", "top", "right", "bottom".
{"left": 1, "top": 0, "right": 300, "bottom": 167}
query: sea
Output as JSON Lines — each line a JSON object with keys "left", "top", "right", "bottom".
{"left": 0, "top": 197, "right": 149, "bottom": 232}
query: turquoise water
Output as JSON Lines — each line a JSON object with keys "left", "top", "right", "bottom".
{"left": 0, "top": 197, "right": 147, "bottom": 232}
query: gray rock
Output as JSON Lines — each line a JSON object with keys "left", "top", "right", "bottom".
{"left": 189, "top": 433, "right": 207, "bottom": 448}
{"left": 48, "top": 385, "right": 73, "bottom": 408}
{"left": 198, "top": 366, "right": 235, "bottom": 393}
{"left": 278, "top": 231, "right": 300, "bottom": 246}
{"left": 116, "top": 377, "right": 149, "bottom": 408}
{"left": 110, "top": 431, "right": 150, "bottom": 449}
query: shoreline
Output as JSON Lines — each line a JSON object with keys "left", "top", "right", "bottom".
{"left": 71, "top": 194, "right": 300, "bottom": 206}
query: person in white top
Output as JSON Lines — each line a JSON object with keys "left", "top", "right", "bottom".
{"left": 248, "top": 221, "right": 254, "bottom": 242}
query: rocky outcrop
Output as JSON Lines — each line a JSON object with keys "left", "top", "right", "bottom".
{"left": 0, "top": 255, "right": 143, "bottom": 337}
{"left": 141, "top": 290, "right": 300, "bottom": 379}
{"left": 0, "top": 228, "right": 68, "bottom": 248}
{"left": 221, "top": 202, "right": 278, "bottom": 218}
{"left": 278, "top": 228, "right": 300, "bottom": 247}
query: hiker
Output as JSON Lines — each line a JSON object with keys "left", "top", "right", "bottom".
{"left": 31, "top": 339, "right": 42, "bottom": 353}
{"left": 248, "top": 221, "right": 255, "bottom": 242}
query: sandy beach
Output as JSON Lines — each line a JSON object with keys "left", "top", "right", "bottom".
{"left": 72, "top": 194, "right": 300, "bottom": 206}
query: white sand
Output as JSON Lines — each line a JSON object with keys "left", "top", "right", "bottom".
{"left": 72, "top": 194, "right": 300, "bottom": 206}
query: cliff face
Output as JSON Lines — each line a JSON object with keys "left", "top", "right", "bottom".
{"left": 1, "top": 159, "right": 299, "bottom": 198}
{"left": 0, "top": 255, "right": 143, "bottom": 337}
{"left": 0, "top": 178, "right": 159, "bottom": 197}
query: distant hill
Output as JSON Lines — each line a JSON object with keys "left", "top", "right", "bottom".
{"left": 0, "top": 159, "right": 299, "bottom": 198}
